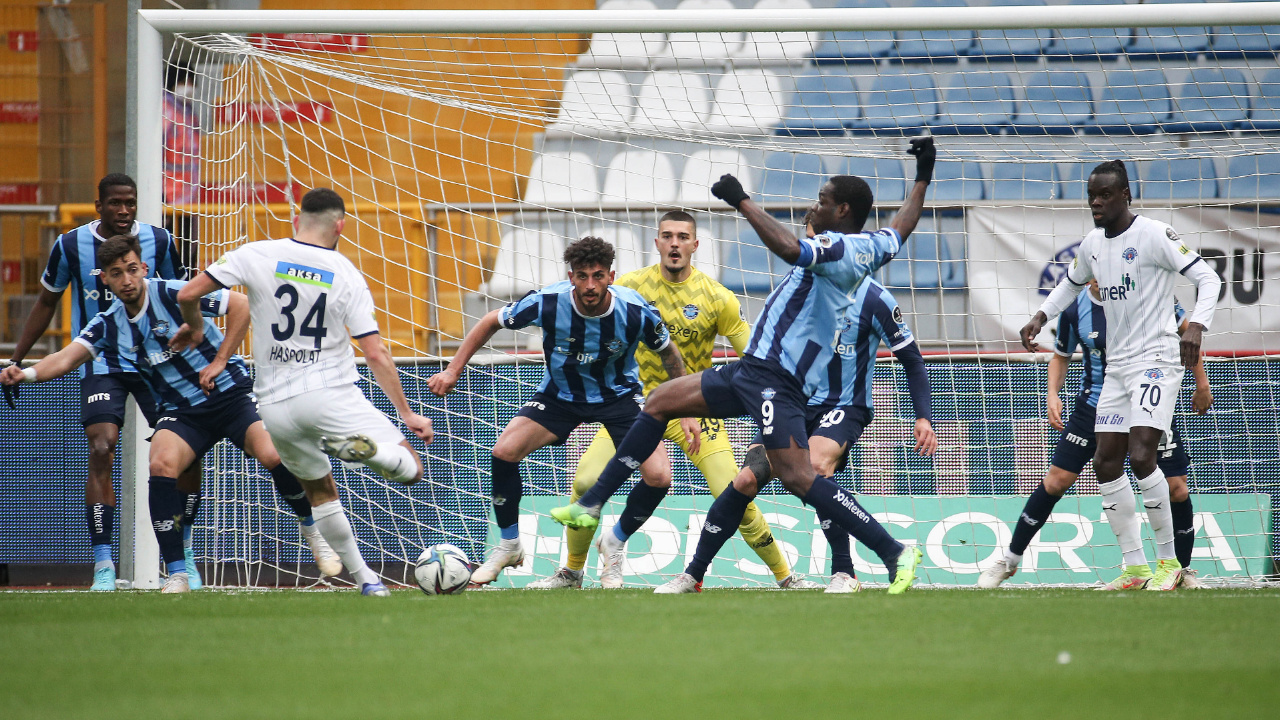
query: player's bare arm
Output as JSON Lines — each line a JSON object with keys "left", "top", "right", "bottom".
{"left": 359, "top": 332, "right": 432, "bottom": 442}
{"left": 711, "top": 174, "right": 802, "bottom": 264}
{"left": 1179, "top": 318, "right": 1214, "bottom": 413}
{"left": 0, "top": 341, "right": 93, "bottom": 386}
{"left": 1046, "top": 351, "right": 1070, "bottom": 430}
{"left": 195, "top": 290, "right": 250, "bottom": 394}
{"left": 888, "top": 136, "right": 936, "bottom": 242}
{"left": 427, "top": 309, "right": 503, "bottom": 397}
{"left": 171, "top": 271, "right": 224, "bottom": 351}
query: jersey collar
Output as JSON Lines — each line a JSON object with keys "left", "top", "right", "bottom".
{"left": 289, "top": 237, "right": 338, "bottom": 252}
{"left": 571, "top": 286, "right": 616, "bottom": 319}
{"left": 91, "top": 219, "right": 140, "bottom": 241}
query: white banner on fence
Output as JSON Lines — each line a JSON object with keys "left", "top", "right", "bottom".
{"left": 967, "top": 207, "right": 1280, "bottom": 352}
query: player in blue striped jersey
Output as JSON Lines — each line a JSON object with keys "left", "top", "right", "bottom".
{"left": 2, "top": 236, "right": 327, "bottom": 593}
{"left": 979, "top": 284, "right": 1213, "bottom": 589}
{"left": 427, "top": 236, "right": 689, "bottom": 585}
{"left": 5, "top": 174, "right": 188, "bottom": 591}
{"left": 553, "top": 137, "right": 938, "bottom": 595}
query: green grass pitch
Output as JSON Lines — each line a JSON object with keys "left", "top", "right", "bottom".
{"left": 3, "top": 587, "right": 1278, "bottom": 719}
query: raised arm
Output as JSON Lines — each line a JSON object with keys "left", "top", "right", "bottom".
{"left": 426, "top": 309, "right": 503, "bottom": 397}
{"left": 888, "top": 137, "right": 936, "bottom": 242}
{"left": 359, "top": 332, "right": 432, "bottom": 442}
{"left": 712, "top": 174, "right": 803, "bottom": 264}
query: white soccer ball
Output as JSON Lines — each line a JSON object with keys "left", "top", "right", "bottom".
{"left": 413, "top": 544, "right": 472, "bottom": 595}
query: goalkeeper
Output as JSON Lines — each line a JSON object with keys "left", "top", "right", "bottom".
{"left": 529, "top": 211, "right": 819, "bottom": 590}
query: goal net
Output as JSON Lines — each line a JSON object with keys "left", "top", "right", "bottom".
{"left": 141, "top": 4, "right": 1280, "bottom": 589}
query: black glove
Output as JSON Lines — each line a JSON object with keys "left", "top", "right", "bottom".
{"left": 711, "top": 173, "right": 750, "bottom": 210}
{"left": 2, "top": 384, "right": 16, "bottom": 409}
{"left": 907, "top": 136, "right": 936, "bottom": 184}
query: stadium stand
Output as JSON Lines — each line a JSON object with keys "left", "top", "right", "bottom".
{"left": 547, "top": 70, "right": 635, "bottom": 134}
{"left": 719, "top": 227, "right": 778, "bottom": 294}
{"left": 1165, "top": 67, "right": 1252, "bottom": 133}
{"left": 1010, "top": 71, "right": 1093, "bottom": 134}
{"left": 989, "top": 163, "right": 1061, "bottom": 200}
{"left": 1060, "top": 160, "right": 1140, "bottom": 200}
{"left": 522, "top": 151, "right": 601, "bottom": 204}
{"left": 678, "top": 148, "right": 755, "bottom": 204}
{"left": 1225, "top": 154, "right": 1280, "bottom": 202}
{"left": 758, "top": 151, "right": 826, "bottom": 203}
{"left": 930, "top": 161, "right": 985, "bottom": 202}
{"left": 1242, "top": 68, "right": 1280, "bottom": 132}
{"left": 1045, "top": 0, "right": 1132, "bottom": 61}
{"left": 928, "top": 71, "right": 1016, "bottom": 135}
{"left": 1086, "top": 68, "right": 1172, "bottom": 135}
{"left": 603, "top": 150, "right": 680, "bottom": 204}
{"left": 856, "top": 72, "right": 939, "bottom": 134}
{"left": 577, "top": 0, "right": 666, "bottom": 69}
{"left": 482, "top": 229, "right": 568, "bottom": 299}
{"left": 631, "top": 71, "right": 713, "bottom": 130}
{"left": 831, "top": 156, "right": 907, "bottom": 203}
{"left": 964, "top": 0, "right": 1053, "bottom": 59}
{"left": 663, "top": 0, "right": 745, "bottom": 65}
{"left": 733, "top": 0, "right": 820, "bottom": 65}
{"left": 1126, "top": 0, "right": 1210, "bottom": 59}
{"left": 811, "top": 0, "right": 896, "bottom": 64}
{"left": 705, "top": 69, "right": 787, "bottom": 134}
{"left": 1209, "top": 24, "right": 1280, "bottom": 60}
{"left": 1141, "top": 158, "right": 1218, "bottom": 200}
{"left": 776, "top": 69, "right": 860, "bottom": 136}
{"left": 892, "top": 0, "right": 974, "bottom": 62}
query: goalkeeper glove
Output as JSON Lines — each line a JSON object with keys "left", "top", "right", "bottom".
{"left": 1, "top": 360, "right": 16, "bottom": 409}
{"left": 711, "top": 174, "right": 750, "bottom": 210}
{"left": 907, "top": 136, "right": 936, "bottom": 184}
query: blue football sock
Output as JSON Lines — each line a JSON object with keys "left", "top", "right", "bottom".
{"left": 491, "top": 457, "right": 523, "bottom": 530}
{"left": 577, "top": 412, "right": 666, "bottom": 509}
{"left": 1171, "top": 498, "right": 1195, "bottom": 568}
{"left": 166, "top": 560, "right": 187, "bottom": 576}
{"left": 685, "top": 484, "right": 752, "bottom": 582}
{"left": 92, "top": 543, "right": 113, "bottom": 569}
{"left": 816, "top": 510, "right": 854, "bottom": 576}
{"left": 616, "top": 482, "right": 669, "bottom": 539}
{"left": 499, "top": 524, "right": 520, "bottom": 541}
{"left": 269, "top": 464, "right": 312, "bottom": 519}
{"left": 612, "top": 523, "right": 627, "bottom": 543}
{"left": 148, "top": 476, "right": 186, "bottom": 566}
{"left": 1009, "top": 482, "right": 1062, "bottom": 557}
{"left": 803, "top": 476, "right": 903, "bottom": 577}
{"left": 86, "top": 503, "right": 114, "bottom": 568}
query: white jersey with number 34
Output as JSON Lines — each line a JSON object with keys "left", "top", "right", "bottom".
{"left": 206, "top": 238, "right": 380, "bottom": 404}
{"left": 1062, "top": 215, "right": 1202, "bottom": 368}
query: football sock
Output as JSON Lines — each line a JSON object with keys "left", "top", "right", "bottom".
{"left": 1099, "top": 476, "right": 1147, "bottom": 567}
{"left": 615, "top": 481, "right": 669, "bottom": 539}
{"left": 739, "top": 503, "right": 792, "bottom": 582}
{"left": 1009, "top": 482, "right": 1063, "bottom": 557}
{"left": 268, "top": 464, "right": 312, "bottom": 519}
{"left": 577, "top": 412, "right": 666, "bottom": 509}
{"left": 685, "top": 484, "right": 752, "bottom": 582}
{"left": 564, "top": 487, "right": 595, "bottom": 572}
{"left": 181, "top": 491, "right": 201, "bottom": 550}
{"left": 148, "top": 475, "right": 186, "bottom": 567}
{"left": 1136, "top": 468, "right": 1175, "bottom": 562}
{"left": 1171, "top": 498, "right": 1195, "bottom": 569}
{"left": 802, "top": 476, "right": 903, "bottom": 577}
{"left": 815, "top": 510, "right": 854, "bottom": 577}
{"left": 311, "top": 500, "right": 379, "bottom": 586}
{"left": 490, "top": 457, "right": 523, "bottom": 533}
{"left": 368, "top": 442, "right": 418, "bottom": 484}
{"left": 87, "top": 503, "right": 115, "bottom": 571}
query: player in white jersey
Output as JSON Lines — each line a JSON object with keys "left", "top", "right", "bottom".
{"left": 173, "top": 188, "right": 433, "bottom": 596}
{"left": 1022, "top": 161, "right": 1220, "bottom": 592}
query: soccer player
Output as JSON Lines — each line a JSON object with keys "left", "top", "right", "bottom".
{"left": 1, "top": 235, "right": 334, "bottom": 593}
{"left": 550, "top": 138, "right": 937, "bottom": 595}
{"left": 427, "top": 236, "right": 688, "bottom": 586}
{"left": 1021, "top": 160, "right": 1220, "bottom": 592}
{"left": 173, "top": 188, "right": 433, "bottom": 597}
{"left": 528, "top": 211, "right": 813, "bottom": 590}
{"left": 982, "top": 284, "right": 1213, "bottom": 590}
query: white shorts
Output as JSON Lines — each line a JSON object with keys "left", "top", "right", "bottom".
{"left": 258, "top": 384, "right": 406, "bottom": 481}
{"left": 1094, "top": 362, "right": 1185, "bottom": 435}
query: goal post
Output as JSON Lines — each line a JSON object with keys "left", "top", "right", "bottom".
{"left": 128, "top": 4, "right": 1280, "bottom": 588}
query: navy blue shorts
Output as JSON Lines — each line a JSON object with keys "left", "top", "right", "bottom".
{"left": 1051, "top": 402, "right": 1191, "bottom": 477}
{"left": 700, "top": 357, "right": 809, "bottom": 450}
{"left": 81, "top": 372, "right": 161, "bottom": 428}
{"left": 154, "top": 382, "right": 261, "bottom": 461}
{"left": 515, "top": 388, "right": 644, "bottom": 445}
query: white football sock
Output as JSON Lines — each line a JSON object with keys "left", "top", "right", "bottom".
{"left": 1099, "top": 476, "right": 1148, "bottom": 567}
{"left": 311, "top": 500, "right": 379, "bottom": 586}
{"left": 498, "top": 537, "right": 522, "bottom": 552}
{"left": 367, "top": 443, "right": 418, "bottom": 484}
{"left": 598, "top": 526, "right": 624, "bottom": 556}
{"left": 1003, "top": 549, "right": 1023, "bottom": 567}
{"left": 1137, "top": 467, "right": 1176, "bottom": 561}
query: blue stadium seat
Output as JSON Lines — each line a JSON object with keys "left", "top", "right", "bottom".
{"left": 1085, "top": 69, "right": 1172, "bottom": 135}
{"left": 1210, "top": 25, "right": 1280, "bottom": 59}
{"left": 1010, "top": 71, "right": 1093, "bottom": 135}
{"left": 929, "top": 71, "right": 1015, "bottom": 135}
{"left": 758, "top": 152, "right": 826, "bottom": 203}
{"left": 1046, "top": 0, "right": 1132, "bottom": 60}
{"left": 775, "top": 70, "right": 859, "bottom": 136}
{"left": 1127, "top": 0, "right": 1209, "bottom": 58}
{"left": 989, "top": 163, "right": 1060, "bottom": 200}
{"left": 855, "top": 73, "right": 938, "bottom": 135}
{"left": 893, "top": 0, "right": 974, "bottom": 62}
{"left": 812, "top": 0, "right": 895, "bottom": 64}
{"left": 829, "top": 156, "right": 907, "bottom": 203}
{"left": 1225, "top": 154, "right": 1280, "bottom": 201}
{"left": 1141, "top": 158, "right": 1218, "bottom": 200}
{"left": 1241, "top": 68, "right": 1280, "bottom": 132}
{"left": 881, "top": 223, "right": 965, "bottom": 290}
{"left": 1059, "top": 161, "right": 1140, "bottom": 200}
{"left": 1165, "top": 67, "right": 1251, "bottom": 133}
{"left": 720, "top": 229, "right": 778, "bottom": 295}
{"left": 964, "top": 0, "right": 1053, "bottom": 59}
{"left": 930, "top": 161, "right": 985, "bottom": 202}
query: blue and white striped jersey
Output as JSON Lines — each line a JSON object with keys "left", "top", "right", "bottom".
{"left": 75, "top": 279, "right": 250, "bottom": 410}
{"left": 499, "top": 281, "right": 670, "bottom": 404}
{"left": 41, "top": 220, "right": 185, "bottom": 376}
{"left": 746, "top": 227, "right": 901, "bottom": 397}
{"left": 812, "top": 279, "right": 915, "bottom": 408}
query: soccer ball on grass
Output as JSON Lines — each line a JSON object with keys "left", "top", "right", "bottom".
{"left": 413, "top": 544, "right": 472, "bottom": 595}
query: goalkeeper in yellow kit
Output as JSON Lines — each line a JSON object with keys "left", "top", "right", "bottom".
{"left": 527, "top": 211, "right": 820, "bottom": 590}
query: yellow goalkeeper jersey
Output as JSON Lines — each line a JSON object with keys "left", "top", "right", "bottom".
{"left": 615, "top": 264, "right": 751, "bottom": 395}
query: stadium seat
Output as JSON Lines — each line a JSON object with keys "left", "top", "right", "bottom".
{"left": 811, "top": 0, "right": 895, "bottom": 64}
{"left": 576, "top": 0, "right": 665, "bottom": 70}
{"left": 930, "top": 161, "right": 985, "bottom": 202}
{"left": 678, "top": 148, "right": 754, "bottom": 204}
{"left": 522, "top": 151, "right": 600, "bottom": 204}
{"left": 664, "top": 0, "right": 744, "bottom": 65}
{"left": 928, "top": 71, "right": 1015, "bottom": 135}
{"left": 855, "top": 73, "right": 938, "bottom": 135}
{"left": 1127, "top": 0, "right": 1210, "bottom": 58}
{"left": 1225, "top": 154, "right": 1280, "bottom": 201}
{"left": 964, "top": 0, "right": 1053, "bottom": 59}
{"left": 602, "top": 151, "right": 679, "bottom": 204}
{"left": 630, "top": 71, "right": 712, "bottom": 131}
{"left": 1085, "top": 69, "right": 1172, "bottom": 135}
{"left": 733, "top": 0, "right": 819, "bottom": 65}
{"left": 719, "top": 228, "right": 778, "bottom": 294}
{"left": 1059, "top": 160, "right": 1140, "bottom": 200}
{"left": 775, "top": 70, "right": 860, "bottom": 136}
{"left": 1141, "top": 158, "right": 1218, "bottom": 200}
{"left": 829, "top": 156, "right": 906, "bottom": 204}
{"left": 482, "top": 229, "right": 567, "bottom": 298}
{"left": 1010, "top": 71, "right": 1093, "bottom": 135}
{"left": 1209, "top": 25, "right": 1280, "bottom": 59}
{"left": 705, "top": 69, "right": 786, "bottom": 134}
{"left": 1046, "top": 0, "right": 1132, "bottom": 60}
{"left": 988, "top": 163, "right": 1060, "bottom": 200}
{"left": 589, "top": 224, "right": 648, "bottom": 273}
{"left": 880, "top": 219, "right": 963, "bottom": 290}
{"left": 1165, "top": 67, "right": 1251, "bottom": 133}
{"left": 758, "top": 152, "right": 826, "bottom": 203}
{"left": 1241, "top": 68, "right": 1280, "bottom": 132}
{"left": 547, "top": 71, "right": 634, "bottom": 134}
{"left": 893, "top": 0, "right": 974, "bottom": 62}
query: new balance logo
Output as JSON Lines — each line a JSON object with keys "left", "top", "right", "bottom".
{"left": 703, "top": 522, "right": 722, "bottom": 534}
{"left": 1176, "top": 528, "right": 1196, "bottom": 535}
{"left": 152, "top": 519, "right": 175, "bottom": 532}
{"left": 492, "top": 495, "right": 506, "bottom": 507}
{"left": 820, "top": 519, "right": 832, "bottom": 531}
{"left": 1020, "top": 512, "right": 1040, "bottom": 527}
{"left": 86, "top": 392, "right": 111, "bottom": 404}
{"left": 619, "top": 456, "right": 640, "bottom": 470}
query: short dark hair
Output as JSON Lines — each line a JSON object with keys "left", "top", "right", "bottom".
{"left": 1090, "top": 160, "right": 1131, "bottom": 197}
{"left": 563, "top": 236, "right": 614, "bottom": 271}
{"left": 97, "top": 234, "right": 142, "bottom": 269}
{"left": 98, "top": 173, "right": 136, "bottom": 201}
{"left": 300, "top": 187, "right": 345, "bottom": 215}
{"left": 658, "top": 210, "right": 696, "bottom": 234}
{"left": 828, "top": 175, "right": 874, "bottom": 230}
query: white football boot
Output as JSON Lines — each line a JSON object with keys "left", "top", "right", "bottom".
{"left": 654, "top": 573, "right": 702, "bottom": 594}
{"left": 1179, "top": 567, "right": 1203, "bottom": 589}
{"left": 978, "top": 557, "right": 1018, "bottom": 589}
{"left": 825, "top": 572, "right": 862, "bottom": 594}
{"left": 526, "top": 567, "right": 584, "bottom": 589}
{"left": 470, "top": 542, "right": 525, "bottom": 585}
{"left": 596, "top": 531, "right": 626, "bottom": 589}
{"left": 161, "top": 572, "right": 190, "bottom": 594}
{"left": 777, "top": 574, "right": 825, "bottom": 589}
